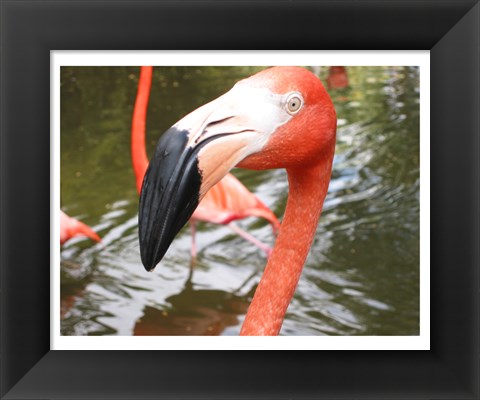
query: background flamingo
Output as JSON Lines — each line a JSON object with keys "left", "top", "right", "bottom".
{"left": 326, "top": 66, "right": 349, "bottom": 90}
{"left": 60, "top": 210, "right": 101, "bottom": 245}
{"left": 132, "top": 66, "right": 280, "bottom": 258}
{"left": 139, "top": 66, "right": 336, "bottom": 335}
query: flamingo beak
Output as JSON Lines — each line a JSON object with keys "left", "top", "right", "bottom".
{"left": 138, "top": 85, "right": 290, "bottom": 271}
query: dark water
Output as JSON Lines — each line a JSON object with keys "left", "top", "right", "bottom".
{"left": 60, "top": 66, "right": 420, "bottom": 336}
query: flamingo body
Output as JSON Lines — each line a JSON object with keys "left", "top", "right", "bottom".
{"left": 193, "top": 173, "right": 278, "bottom": 229}
{"left": 138, "top": 66, "right": 336, "bottom": 335}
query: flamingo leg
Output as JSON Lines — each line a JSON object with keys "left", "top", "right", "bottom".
{"left": 227, "top": 223, "right": 272, "bottom": 258}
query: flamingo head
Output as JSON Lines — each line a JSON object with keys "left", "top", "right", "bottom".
{"left": 139, "top": 66, "right": 336, "bottom": 271}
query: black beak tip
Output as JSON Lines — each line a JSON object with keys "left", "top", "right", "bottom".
{"left": 140, "top": 251, "right": 156, "bottom": 272}
{"left": 143, "top": 263, "right": 156, "bottom": 273}
{"left": 137, "top": 126, "right": 205, "bottom": 273}
{"left": 139, "top": 246, "right": 153, "bottom": 272}
{"left": 138, "top": 232, "right": 167, "bottom": 272}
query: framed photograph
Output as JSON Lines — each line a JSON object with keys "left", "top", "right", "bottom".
{"left": 52, "top": 53, "right": 429, "bottom": 351}
{"left": 1, "top": 1, "right": 478, "bottom": 399}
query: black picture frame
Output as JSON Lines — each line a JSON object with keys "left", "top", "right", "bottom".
{"left": 1, "top": 0, "right": 479, "bottom": 399}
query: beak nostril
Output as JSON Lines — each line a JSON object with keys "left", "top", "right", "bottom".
{"left": 195, "top": 116, "right": 236, "bottom": 144}
{"left": 206, "top": 116, "right": 235, "bottom": 128}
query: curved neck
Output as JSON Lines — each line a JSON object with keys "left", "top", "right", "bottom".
{"left": 240, "top": 156, "right": 333, "bottom": 335}
{"left": 131, "top": 66, "right": 153, "bottom": 194}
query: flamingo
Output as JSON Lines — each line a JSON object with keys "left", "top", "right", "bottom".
{"left": 138, "top": 66, "right": 336, "bottom": 335}
{"left": 131, "top": 66, "right": 280, "bottom": 258}
{"left": 60, "top": 210, "right": 101, "bottom": 245}
{"left": 326, "top": 66, "right": 349, "bottom": 90}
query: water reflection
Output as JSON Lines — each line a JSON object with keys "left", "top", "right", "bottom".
{"left": 60, "top": 66, "right": 420, "bottom": 336}
{"left": 134, "top": 271, "right": 254, "bottom": 335}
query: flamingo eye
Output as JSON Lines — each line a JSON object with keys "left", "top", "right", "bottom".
{"left": 286, "top": 93, "right": 303, "bottom": 114}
